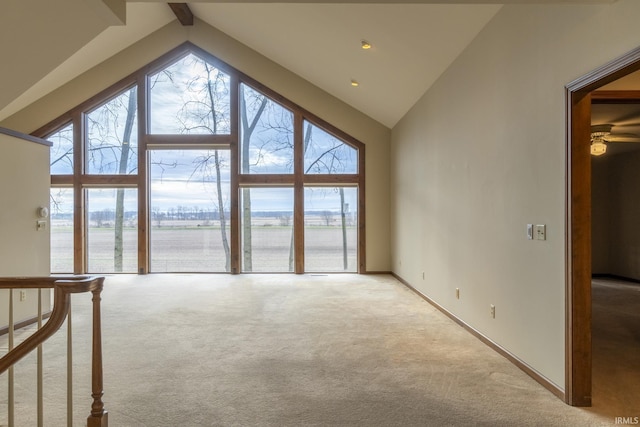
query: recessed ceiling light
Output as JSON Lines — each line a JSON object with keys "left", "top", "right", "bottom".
{"left": 361, "top": 40, "right": 372, "bottom": 50}
{"left": 351, "top": 80, "right": 359, "bottom": 87}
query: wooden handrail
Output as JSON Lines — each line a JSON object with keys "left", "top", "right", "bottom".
{"left": 0, "top": 275, "right": 108, "bottom": 426}
{"left": 0, "top": 276, "right": 102, "bottom": 373}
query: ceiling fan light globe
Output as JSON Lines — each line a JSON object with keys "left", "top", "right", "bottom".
{"left": 591, "top": 141, "right": 607, "bottom": 156}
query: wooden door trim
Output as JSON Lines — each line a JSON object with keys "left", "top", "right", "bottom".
{"left": 565, "top": 45, "right": 640, "bottom": 406}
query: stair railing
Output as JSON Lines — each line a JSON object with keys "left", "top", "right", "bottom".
{"left": 0, "top": 276, "right": 107, "bottom": 427}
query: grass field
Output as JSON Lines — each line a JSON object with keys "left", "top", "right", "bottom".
{"left": 51, "top": 219, "right": 357, "bottom": 273}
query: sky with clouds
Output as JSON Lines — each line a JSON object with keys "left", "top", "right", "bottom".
{"left": 48, "top": 53, "right": 358, "bottom": 216}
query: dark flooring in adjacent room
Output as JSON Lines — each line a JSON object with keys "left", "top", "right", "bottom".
{"left": 590, "top": 277, "right": 640, "bottom": 418}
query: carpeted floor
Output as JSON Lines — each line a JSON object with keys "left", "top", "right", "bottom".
{"left": 1, "top": 274, "right": 638, "bottom": 426}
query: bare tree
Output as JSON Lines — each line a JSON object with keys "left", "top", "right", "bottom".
{"left": 70, "top": 53, "right": 355, "bottom": 274}
{"left": 85, "top": 86, "right": 138, "bottom": 272}
{"left": 114, "top": 87, "right": 137, "bottom": 271}
{"left": 302, "top": 123, "right": 356, "bottom": 271}
{"left": 167, "top": 64, "right": 273, "bottom": 272}
{"left": 149, "top": 55, "right": 233, "bottom": 270}
{"left": 278, "top": 215, "right": 291, "bottom": 227}
{"left": 49, "top": 124, "right": 74, "bottom": 174}
{"left": 240, "top": 85, "right": 268, "bottom": 271}
{"left": 321, "top": 211, "right": 333, "bottom": 226}
{"left": 152, "top": 206, "right": 163, "bottom": 227}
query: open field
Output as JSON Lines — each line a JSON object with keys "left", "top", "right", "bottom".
{"left": 51, "top": 219, "right": 357, "bottom": 273}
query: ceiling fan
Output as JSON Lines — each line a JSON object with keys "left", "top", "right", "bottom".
{"left": 590, "top": 124, "right": 640, "bottom": 156}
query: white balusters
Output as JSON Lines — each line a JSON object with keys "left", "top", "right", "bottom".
{"left": 37, "top": 288, "right": 43, "bottom": 427}
{"left": 8, "top": 289, "right": 14, "bottom": 427}
{"left": 67, "top": 304, "right": 73, "bottom": 427}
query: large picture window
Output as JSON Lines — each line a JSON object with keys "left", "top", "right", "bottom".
{"left": 37, "top": 43, "right": 364, "bottom": 274}
{"left": 304, "top": 187, "right": 358, "bottom": 272}
{"left": 240, "top": 187, "right": 294, "bottom": 272}
{"left": 150, "top": 149, "right": 231, "bottom": 272}
{"left": 86, "top": 189, "right": 138, "bottom": 273}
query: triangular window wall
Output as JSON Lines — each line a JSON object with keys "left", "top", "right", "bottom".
{"left": 36, "top": 42, "right": 365, "bottom": 275}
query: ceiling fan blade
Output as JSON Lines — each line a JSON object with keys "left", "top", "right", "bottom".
{"left": 604, "top": 133, "right": 640, "bottom": 143}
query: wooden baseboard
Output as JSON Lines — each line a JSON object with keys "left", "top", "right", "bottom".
{"left": 0, "top": 312, "right": 52, "bottom": 336}
{"left": 392, "top": 273, "right": 566, "bottom": 402}
{"left": 364, "top": 270, "right": 393, "bottom": 275}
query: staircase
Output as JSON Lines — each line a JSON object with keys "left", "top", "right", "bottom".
{"left": 0, "top": 276, "right": 107, "bottom": 427}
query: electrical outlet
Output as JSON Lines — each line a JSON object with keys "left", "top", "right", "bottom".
{"left": 456, "top": 288, "right": 460, "bottom": 299}
{"left": 490, "top": 304, "right": 495, "bottom": 318}
{"left": 19, "top": 290, "right": 27, "bottom": 302}
{"left": 535, "top": 224, "right": 546, "bottom": 240}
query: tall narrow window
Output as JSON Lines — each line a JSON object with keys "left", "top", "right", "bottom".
{"left": 50, "top": 188, "right": 74, "bottom": 273}
{"left": 48, "top": 124, "right": 75, "bottom": 272}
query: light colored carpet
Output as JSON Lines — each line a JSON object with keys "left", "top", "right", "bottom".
{"left": 1, "top": 274, "right": 637, "bottom": 426}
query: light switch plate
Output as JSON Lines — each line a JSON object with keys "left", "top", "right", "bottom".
{"left": 526, "top": 224, "right": 534, "bottom": 240}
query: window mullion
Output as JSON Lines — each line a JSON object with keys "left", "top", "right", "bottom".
{"left": 73, "top": 112, "right": 86, "bottom": 274}
{"left": 358, "top": 139, "right": 366, "bottom": 273}
{"left": 138, "top": 74, "right": 148, "bottom": 274}
{"left": 230, "top": 74, "right": 240, "bottom": 274}
{"left": 294, "top": 112, "right": 304, "bottom": 274}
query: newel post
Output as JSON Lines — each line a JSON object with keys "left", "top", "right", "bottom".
{"left": 87, "top": 279, "right": 108, "bottom": 427}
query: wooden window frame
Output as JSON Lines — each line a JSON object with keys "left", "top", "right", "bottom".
{"left": 35, "top": 42, "right": 366, "bottom": 275}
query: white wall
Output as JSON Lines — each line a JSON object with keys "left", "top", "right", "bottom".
{"left": 0, "top": 129, "right": 51, "bottom": 327}
{"left": 391, "top": 1, "right": 640, "bottom": 389}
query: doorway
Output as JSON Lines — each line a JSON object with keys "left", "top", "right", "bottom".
{"left": 566, "top": 46, "right": 640, "bottom": 406}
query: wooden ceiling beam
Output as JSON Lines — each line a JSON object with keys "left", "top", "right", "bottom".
{"left": 168, "top": 3, "right": 194, "bottom": 26}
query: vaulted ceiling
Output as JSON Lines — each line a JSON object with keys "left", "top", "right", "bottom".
{"left": 0, "top": 0, "right": 617, "bottom": 129}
